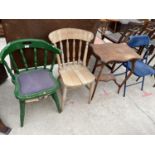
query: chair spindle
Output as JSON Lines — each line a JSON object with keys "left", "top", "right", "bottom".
{"left": 3, "top": 60, "right": 15, "bottom": 81}
{"left": 50, "top": 53, "right": 56, "bottom": 71}
{"left": 83, "top": 42, "right": 89, "bottom": 66}
{"left": 54, "top": 43, "right": 62, "bottom": 69}
{"left": 78, "top": 40, "right": 82, "bottom": 64}
{"left": 66, "top": 39, "right": 70, "bottom": 63}
{"left": 9, "top": 53, "right": 19, "bottom": 73}
{"left": 44, "top": 50, "right": 48, "bottom": 69}
{"left": 20, "top": 49, "right": 28, "bottom": 70}
{"left": 60, "top": 41, "right": 65, "bottom": 66}
{"left": 34, "top": 48, "right": 37, "bottom": 69}
{"left": 73, "top": 39, "right": 76, "bottom": 63}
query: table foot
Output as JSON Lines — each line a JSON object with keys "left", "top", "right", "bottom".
{"left": 0, "top": 119, "right": 11, "bottom": 135}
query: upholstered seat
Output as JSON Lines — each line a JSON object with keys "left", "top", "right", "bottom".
{"left": 15, "top": 69, "right": 59, "bottom": 99}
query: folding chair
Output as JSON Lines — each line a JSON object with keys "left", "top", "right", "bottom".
{"left": 122, "top": 35, "right": 155, "bottom": 96}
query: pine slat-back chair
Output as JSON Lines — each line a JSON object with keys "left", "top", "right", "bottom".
{"left": 0, "top": 39, "right": 62, "bottom": 127}
{"left": 48, "top": 28, "right": 95, "bottom": 109}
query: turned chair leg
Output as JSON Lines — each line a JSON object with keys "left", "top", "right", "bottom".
{"left": 51, "top": 92, "right": 62, "bottom": 113}
{"left": 19, "top": 100, "right": 25, "bottom": 127}
{"left": 123, "top": 68, "right": 128, "bottom": 97}
{"left": 61, "top": 86, "right": 67, "bottom": 110}
{"left": 88, "top": 82, "right": 95, "bottom": 103}
{"left": 141, "top": 77, "right": 145, "bottom": 90}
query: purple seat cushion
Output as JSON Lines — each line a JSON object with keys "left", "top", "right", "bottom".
{"left": 17, "top": 69, "right": 56, "bottom": 95}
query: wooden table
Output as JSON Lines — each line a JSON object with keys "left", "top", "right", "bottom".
{"left": 90, "top": 43, "right": 141, "bottom": 99}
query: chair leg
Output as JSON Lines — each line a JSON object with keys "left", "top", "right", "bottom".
{"left": 141, "top": 76, "right": 145, "bottom": 91}
{"left": 123, "top": 68, "right": 128, "bottom": 97}
{"left": 61, "top": 86, "right": 67, "bottom": 110}
{"left": 111, "top": 63, "right": 123, "bottom": 73}
{"left": 19, "top": 100, "right": 25, "bottom": 127}
{"left": 88, "top": 82, "right": 95, "bottom": 104}
{"left": 51, "top": 92, "right": 62, "bottom": 113}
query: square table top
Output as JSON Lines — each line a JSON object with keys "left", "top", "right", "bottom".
{"left": 90, "top": 43, "right": 142, "bottom": 64}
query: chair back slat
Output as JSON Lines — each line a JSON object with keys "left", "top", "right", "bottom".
{"left": 73, "top": 39, "right": 76, "bottom": 63}
{"left": 49, "top": 28, "right": 94, "bottom": 43}
{"left": 19, "top": 49, "right": 28, "bottom": 70}
{"left": 66, "top": 39, "right": 70, "bottom": 63}
{"left": 34, "top": 48, "right": 37, "bottom": 69}
{"left": 78, "top": 40, "right": 82, "bottom": 63}
{"left": 48, "top": 28, "right": 94, "bottom": 68}
{"left": 60, "top": 41, "right": 65, "bottom": 66}
{"left": 9, "top": 53, "right": 19, "bottom": 73}
{"left": 83, "top": 42, "right": 89, "bottom": 66}
{"left": 44, "top": 50, "right": 48, "bottom": 69}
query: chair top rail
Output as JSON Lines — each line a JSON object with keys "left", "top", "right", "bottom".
{"left": 48, "top": 28, "right": 94, "bottom": 44}
{"left": 0, "top": 38, "right": 61, "bottom": 63}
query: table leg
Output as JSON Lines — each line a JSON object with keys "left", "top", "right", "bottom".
{"left": 0, "top": 119, "right": 11, "bottom": 135}
{"left": 117, "top": 60, "right": 136, "bottom": 94}
{"left": 91, "top": 63, "right": 105, "bottom": 100}
{"left": 92, "top": 58, "right": 99, "bottom": 74}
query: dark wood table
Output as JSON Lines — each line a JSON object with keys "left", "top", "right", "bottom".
{"left": 90, "top": 43, "right": 141, "bottom": 99}
{"left": 0, "top": 119, "right": 11, "bottom": 134}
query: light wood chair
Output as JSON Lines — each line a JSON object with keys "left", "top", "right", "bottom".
{"left": 48, "top": 28, "right": 95, "bottom": 109}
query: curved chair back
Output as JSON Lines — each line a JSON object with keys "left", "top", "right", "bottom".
{"left": 48, "top": 28, "right": 94, "bottom": 68}
{"left": 0, "top": 39, "right": 61, "bottom": 82}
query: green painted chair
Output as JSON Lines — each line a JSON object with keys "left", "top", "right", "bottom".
{"left": 0, "top": 39, "right": 62, "bottom": 127}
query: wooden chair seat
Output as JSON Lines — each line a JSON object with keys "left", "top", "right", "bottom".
{"left": 59, "top": 64, "right": 95, "bottom": 87}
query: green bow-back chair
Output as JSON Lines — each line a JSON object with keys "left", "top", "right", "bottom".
{"left": 0, "top": 39, "right": 62, "bottom": 127}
